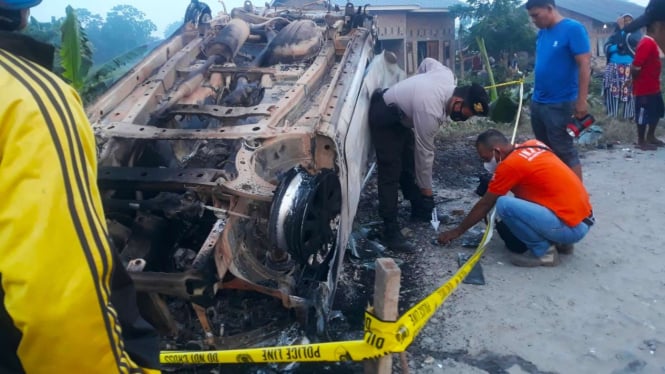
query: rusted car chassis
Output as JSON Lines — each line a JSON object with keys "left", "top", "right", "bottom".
{"left": 88, "top": 1, "right": 403, "bottom": 348}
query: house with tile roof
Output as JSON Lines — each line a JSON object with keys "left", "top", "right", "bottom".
{"left": 555, "top": 0, "right": 644, "bottom": 62}
{"left": 366, "top": 0, "right": 463, "bottom": 74}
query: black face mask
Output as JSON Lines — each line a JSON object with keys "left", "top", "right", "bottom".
{"left": 450, "top": 110, "right": 468, "bottom": 122}
{"left": 449, "top": 101, "right": 469, "bottom": 122}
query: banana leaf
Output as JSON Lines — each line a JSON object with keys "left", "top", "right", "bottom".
{"left": 59, "top": 6, "right": 92, "bottom": 91}
{"left": 81, "top": 43, "right": 151, "bottom": 102}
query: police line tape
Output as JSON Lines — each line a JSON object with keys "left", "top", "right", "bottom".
{"left": 160, "top": 211, "right": 496, "bottom": 365}
{"left": 484, "top": 80, "right": 524, "bottom": 90}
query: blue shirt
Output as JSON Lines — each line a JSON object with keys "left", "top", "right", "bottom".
{"left": 533, "top": 19, "right": 590, "bottom": 103}
{"left": 608, "top": 44, "right": 633, "bottom": 65}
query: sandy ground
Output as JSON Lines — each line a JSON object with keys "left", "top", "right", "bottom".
{"left": 397, "top": 146, "right": 665, "bottom": 373}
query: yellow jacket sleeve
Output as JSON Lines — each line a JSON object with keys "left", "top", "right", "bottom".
{"left": 0, "top": 49, "right": 160, "bottom": 373}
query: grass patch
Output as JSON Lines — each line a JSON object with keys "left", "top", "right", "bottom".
{"left": 438, "top": 113, "right": 533, "bottom": 139}
{"left": 591, "top": 114, "right": 634, "bottom": 145}
{"left": 439, "top": 101, "right": 664, "bottom": 147}
{"left": 590, "top": 111, "right": 665, "bottom": 146}
{"left": 438, "top": 111, "right": 533, "bottom": 141}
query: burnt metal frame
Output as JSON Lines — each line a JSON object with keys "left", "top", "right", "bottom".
{"left": 91, "top": 10, "right": 377, "bottom": 347}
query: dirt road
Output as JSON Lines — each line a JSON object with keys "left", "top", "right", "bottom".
{"left": 189, "top": 138, "right": 664, "bottom": 374}
{"left": 389, "top": 145, "right": 665, "bottom": 373}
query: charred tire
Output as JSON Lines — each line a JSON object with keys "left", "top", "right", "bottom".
{"left": 269, "top": 167, "right": 342, "bottom": 267}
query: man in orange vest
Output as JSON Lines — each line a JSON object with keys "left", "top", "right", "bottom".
{"left": 438, "top": 129, "right": 594, "bottom": 267}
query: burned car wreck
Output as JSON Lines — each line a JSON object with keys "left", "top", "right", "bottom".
{"left": 88, "top": 0, "right": 404, "bottom": 348}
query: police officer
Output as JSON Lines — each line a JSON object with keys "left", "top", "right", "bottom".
{"left": 0, "top": 1, "right": 160, "bottom": 372}
{"left": 369, "top": 58, "right": 489, "bottom": 252}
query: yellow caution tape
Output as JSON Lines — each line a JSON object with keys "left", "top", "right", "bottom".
{"left": 161, "top": 340, "right": 383, "bottom": 364}
{"left": 364, "top": 210, "right": 496, "bottom": 353}
{"left": 484, "top": 80, "right": 523, "bottom": 90}
{"left": 160, "top": 213, "right": 496, "bottom": 365}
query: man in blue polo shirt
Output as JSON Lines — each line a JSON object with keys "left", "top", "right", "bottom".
{"left": 526, "top": 0, "right": 591, "bottom": 180}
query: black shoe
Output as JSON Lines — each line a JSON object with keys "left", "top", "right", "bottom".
{"left": 383, "top": 232, "right": 416, "bottom": 252}
{"left": 409, "top": 195, "right": 437, "bottom": 222}
{"left": 382, "top": 222, "right": 416, "bottom": 252}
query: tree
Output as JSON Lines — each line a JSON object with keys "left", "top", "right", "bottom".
{"left": 25, "top": 16, "right": 63, "bottom": 47}
{"left": 23, "top": 6, "right": 154, "bottom": 103}
{"left": 452, "top": 0, "right": 536, "bottom": 61}
{"left": 74, "top": 8, "right": 104, "bottom": 30}
{"left": 95, "top": 5, "right": 157, "bottom": 63}
{"left": 451, "top": 0, "right": 534, "bottom": 122}
{"left": 25, "top": 16, "right": 64, "bottom": 74}
{"left": 74, "top": 8, "right": 104, "bottom": 50}
{"left": 164, "top": 20, "right": 183, "bottom": 39}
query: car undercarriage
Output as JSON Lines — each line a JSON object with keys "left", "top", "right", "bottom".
{"left": 88, "top": 0, "right": 404, "bottom": 349}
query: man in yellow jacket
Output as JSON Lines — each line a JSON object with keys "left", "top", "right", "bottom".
{"left": 0, "top": 1, "right": 160, "bottom": 372}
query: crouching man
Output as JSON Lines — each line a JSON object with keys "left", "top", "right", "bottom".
{"left": 437, "top": 129, "right": 594, "bottom": 267}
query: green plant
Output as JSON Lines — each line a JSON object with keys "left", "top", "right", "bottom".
{"left": 477, "top": 37, "right": 497, "bottom": 102}
{"left": 58, "top": 6, "right": 150, "bottom": 103}
{"left": 451, "top": 0, "right": 536, "bottom": 62}
{"left": 81, "top": 44, "right": 150, "bottom": 101}
{"left": 489, "top": 95, "right": 518, "bottom": 123}
{"left": 60, "top": 6, "right": 93, "bottom": 91}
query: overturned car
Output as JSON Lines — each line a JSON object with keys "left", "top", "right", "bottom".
{"left": 88, "top": 0, "right": 405, "bottom": 348}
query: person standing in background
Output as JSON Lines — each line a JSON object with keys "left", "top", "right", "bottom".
{"left": 631, "top": 23, "right": 665, "bottom": 150}
{"left": 603, "top": 13, "right": 641, "bottom": 119}
{"left": 525, "top": 0, "right": 591, "bottom": 181}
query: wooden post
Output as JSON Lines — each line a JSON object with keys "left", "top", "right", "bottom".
{"left": 364, "top": 258, "right": 401, "bottom": 374}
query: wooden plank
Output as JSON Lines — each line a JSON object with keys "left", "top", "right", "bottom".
{"left": 365, "top": 258, "right": 401, "bottom": 374}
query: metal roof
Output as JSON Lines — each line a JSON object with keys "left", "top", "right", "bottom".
{"left": 272, "top": 0, "right": 462, "bottom": 10}
{"left": 364, "top": 0, "right": 463, "bottom": 9}
{"left": 555, "top": 0, "right": 645, "bottom": 24}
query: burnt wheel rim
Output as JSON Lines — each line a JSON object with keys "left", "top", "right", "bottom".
{"left": 298, "top": 171, "right": 341, "bottom": 267}
{"left": 269, "top": 167, "right": 342, "bottom": 267}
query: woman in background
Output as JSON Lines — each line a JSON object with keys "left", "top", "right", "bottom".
{"left": 603, "top": 13, "right": 642, "bottom": 118}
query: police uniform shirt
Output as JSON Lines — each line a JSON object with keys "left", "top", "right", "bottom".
{"left": 382, "top": 58, "right": 456, "bottom": 190}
